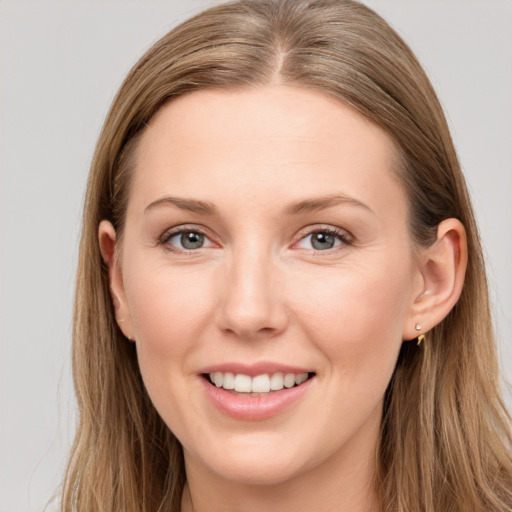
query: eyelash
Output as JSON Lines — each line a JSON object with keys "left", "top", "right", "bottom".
{"left": 294, "top": 226, "right": 354, "bottom": 253}
{"left": 159, "top": 225, "right": 353, "bottom": 254}
{"left": 159, "top": 225, "right": 213, "bottom": 254}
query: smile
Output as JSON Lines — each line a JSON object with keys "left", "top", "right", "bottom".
{"left": 200, "top": 366, "right": 316, "bottom": 421}
{"left": 208, "top": 371, "right": 310, "bottom": 393}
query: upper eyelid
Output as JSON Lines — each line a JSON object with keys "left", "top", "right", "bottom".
{"left": 160, "top": 226, "right": 217, "bottom": 253}
{"left": 291, "top": 226, "right": 354, "bottom": 252}
{"left": 295, "top": 224, "right": 353, "bottom": 240}
{"left": 160, "top": 224, "right": 211, "bottom": 240}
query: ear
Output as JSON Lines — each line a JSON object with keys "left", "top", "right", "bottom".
{"left": 403, "top": 218, "right": 468, "bottom": 341}
{"left": 98, "top": 220, "right": 134, "bottom": 341}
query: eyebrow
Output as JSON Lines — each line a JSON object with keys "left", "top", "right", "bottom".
{"left": 145, "top": 196, "right": 219, "bottom": 215}
{"left": 284, "top": 194, "right": 373, "bottom": 215}
{"left": 144, "top": 193, "right": 372, "bottom": 217}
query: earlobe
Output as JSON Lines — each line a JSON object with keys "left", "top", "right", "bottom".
{"left": 403, "top": 218, "right": 468, "bottom": 341}
{"left": 98, "top": 220, "right": 134, "bottom": 341}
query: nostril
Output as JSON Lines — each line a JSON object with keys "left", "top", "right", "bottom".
{"left": 257, "top": 326, "right": 279, "bottom": 336}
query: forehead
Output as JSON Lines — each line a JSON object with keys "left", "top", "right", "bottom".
{"left": 129, "top": 85, "right": 405, "bottom": 218}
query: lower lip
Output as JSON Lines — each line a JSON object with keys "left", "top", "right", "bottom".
{"left": 200, "top": 377, "right": 314, "bottom": 421}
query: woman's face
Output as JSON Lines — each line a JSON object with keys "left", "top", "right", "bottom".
{"left": 108, "top": 86, "right": 424, "bottom": 486}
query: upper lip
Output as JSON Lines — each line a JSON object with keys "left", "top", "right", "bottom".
{"left": 199, "top": 361, "right": 313, "bottom": 377}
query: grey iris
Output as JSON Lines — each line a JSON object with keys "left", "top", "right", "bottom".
{"left": 311, "top": 232, "right": 335, "bottom": 250}
{"left": 181, "top": 232, "right": 204, "bottom": 249}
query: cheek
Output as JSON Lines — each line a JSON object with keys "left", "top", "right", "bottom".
{"left": 122, "top": 262, "right": 218, "bottom": 432}
{"left": 283, "top": 260, "right": 413, "bottom": 449}
{"left": 289, "top": 258, "right": 412, "bottom": 372}
{"left": 125, "top": 262, "right": 215, "bottom": 357}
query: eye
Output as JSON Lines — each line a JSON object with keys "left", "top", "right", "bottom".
{"left": 295, "top": 228, "right": 351, "bottom": 251}
{"left": 174, "top": 231, "right": 205, "bottom": 250}
{"left": 162, "top": 228, "right": 215, "bottom": 252}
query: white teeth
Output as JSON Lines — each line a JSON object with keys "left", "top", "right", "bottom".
{"left": 283, "top": 373, "right": 296, "bottom": 388}
{"left": 295, "top": 372, "right": 308, "bottom": 385}
{"left": 270, "top": 372, "right": 284, "bottom": 390}
{"left": 223, "top": 372, "right": 235, "bottom": 390}
{"left": 251, "top": 374, "right": 271, "bottom": 393}
{"left": 234, "top": 374, "right": 252, "bottom": 393}
{"left": 213, "top": 372, "right": 223, "bottom": 387}
{"left": 209, "top": 371, "right": 310, "bottom": 393}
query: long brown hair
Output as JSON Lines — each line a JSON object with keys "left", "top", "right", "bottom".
{"left": 62, "top": 1, "right": 512, "bottom": 510}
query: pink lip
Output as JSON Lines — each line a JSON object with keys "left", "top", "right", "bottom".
{"left": 199, "top": 368, "right": 314, "bottom": 421}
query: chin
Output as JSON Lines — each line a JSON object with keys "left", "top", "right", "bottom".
{"left": 186, "top": 433, "right": 314, "bottom": 486}
{"left": 207, "top": 455, "right": 307, "bottom": 486}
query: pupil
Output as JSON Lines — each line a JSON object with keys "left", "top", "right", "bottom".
{"left": 181, "top": 232, "right": 204, "bottom": 249}
{"left": 312, "top": 232, "right": 335, "bottom": 250}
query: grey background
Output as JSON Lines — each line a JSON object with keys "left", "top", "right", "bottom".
{"left": 1, "top": 1, "right": 511, "bottom": 511}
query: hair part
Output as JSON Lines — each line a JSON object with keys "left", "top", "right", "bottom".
{"left": 63, "top": 1, "right": 512, "bottom": 511}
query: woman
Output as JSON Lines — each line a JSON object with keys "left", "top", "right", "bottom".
{"left": 62, "top": 0, "right": 512, "bottom": 510}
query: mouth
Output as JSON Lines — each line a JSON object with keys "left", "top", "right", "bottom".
{"left": 203, "top": 371, "right": 316, "bottom": 395}
{"left": 199, "top": 363, "right": 316, "bottom": 420}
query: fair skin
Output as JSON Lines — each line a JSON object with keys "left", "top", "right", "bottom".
{"left": 99, "top": 85, "right": 466, "bottom": 512}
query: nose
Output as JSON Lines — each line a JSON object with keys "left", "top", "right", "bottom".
{"left": 216, "top": 245, "right": 288, "bottom": 340}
